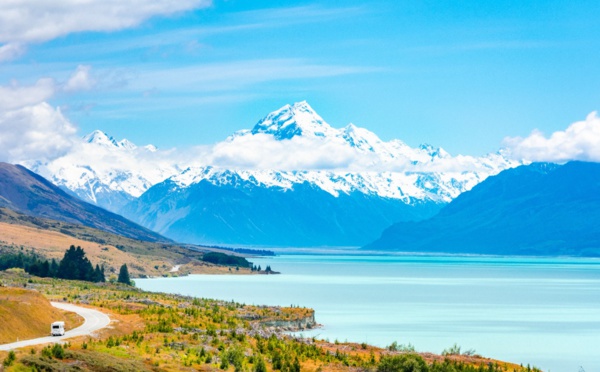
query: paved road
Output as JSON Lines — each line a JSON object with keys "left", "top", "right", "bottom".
{"left": 0, "top": 302, "right": 111, "bottom": 351}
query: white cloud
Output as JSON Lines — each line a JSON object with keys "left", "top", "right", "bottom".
{"left": 0, "top": 0, "right": 211, "bottom": 44}
{"left": 198, "top": 131, "right": 516, "bottom": 175}
{"left": 206, "top": 133, "right": 363, "bottom": 171}
{"left": 0, "top": 102, "right": 77, "bottom": 162}
{"left": 0, "top": 0, "right": 211, "bottom": 61}
{"left": 0, "top": 42, "right": 25, "bottom": 61}
{"left": 0, "top": 67, "right": 98, "bottom": 163}
{"left": 64, "top": 65, "right": 96, "bottom": 92}
{"left": 134, "top": 59, "right": 379, "bottom": 92}
{"left": 504, "top": 112, "right": 600, "bottom": 162}
{"left": 0, "top": 78, "right": 56, "bottom": 110}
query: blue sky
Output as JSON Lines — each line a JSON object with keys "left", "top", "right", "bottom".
{"left": 1, "top": 0, "right": 600, "bottom": 156}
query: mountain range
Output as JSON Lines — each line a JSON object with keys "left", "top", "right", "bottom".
{"left": 25, "top": 101, "right": 520, "bottom": 247}
{"left": 365, "top": 161, "right": 600, "bottom": 256}
{"left": 0, "top": 162, "right": 167, "bottom": 243}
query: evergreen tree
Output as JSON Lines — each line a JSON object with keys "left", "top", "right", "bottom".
{"left": 39, "top": 260, "right": 50, "bottom": 277}
{"left": 118, "top": 264, "right": 131, "bottom": 285}
{"left": 93, "top": 264, "right": 106, "bottom": 283}
{"left": 57, "top": 245, "right": 95, "bottom": 281}
{"left": 50, "top": 259, "right": 59, "bottom": 277}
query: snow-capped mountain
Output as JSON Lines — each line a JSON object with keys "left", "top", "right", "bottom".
{"left": 117, "top": 101, "right": 520, "bottom": 246}
{"left": 171, "top": 101, "right": 518, "bottom": 204}
{"left": 25, "top": 131, "right": 182, "bottom": 212}
{"left": 23, "top": 101, "right": 520, "bottom": 246}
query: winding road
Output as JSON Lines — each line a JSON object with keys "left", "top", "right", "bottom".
{"left": 0, "top": 302, "right": 111, "bottom": 351}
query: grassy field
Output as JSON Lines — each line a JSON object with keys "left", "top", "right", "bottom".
{"left": 0, "top": 270, "right": 540, "bottom": 372}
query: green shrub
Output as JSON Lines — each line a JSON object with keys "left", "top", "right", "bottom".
{"left": 3, "top": 350, "right": 16, "bottom": 367}
{"left": 441, "top": 343, "right": 461, "bottom": 356}
{"left": 378, "top": 354, "right": 428, "bottom": 372}
{"left": 51, "top": 343, "right": 65, "bottom": 359}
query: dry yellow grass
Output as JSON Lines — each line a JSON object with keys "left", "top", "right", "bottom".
{"left": 0, "top": 221, "right": 167, "bottom": 277}
{"left": 0, "top": 222, "right": 241, "bottom": 278}
{"left": 0, "top": 287, "right": 83, "bottom": 344}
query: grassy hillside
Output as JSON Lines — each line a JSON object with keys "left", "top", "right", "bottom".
{"left": 0, "top": 285, "right": 82, "bottom": 344}
{"left": 0, "top": 271, "right": 537, "bottom": 372}
{"left": 0, "top": 208, "right": 254, "bottom": 278}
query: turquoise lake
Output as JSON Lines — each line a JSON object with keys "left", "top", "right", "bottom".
{"left": 136, "top": 254, "right": 600, "bottom": 372}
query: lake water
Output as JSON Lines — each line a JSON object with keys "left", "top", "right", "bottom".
{"left": 136, "top": 254, "right": 600, "bottom": 372}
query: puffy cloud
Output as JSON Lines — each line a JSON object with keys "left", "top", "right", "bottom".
{"left": 0, "top": 0, "right": 211, "bottom": 44}
{"left": 0, "top": 68, "right": 93, "bottom": 163}
{"left": 0, "top": 102, "right": 77, "bottom": 162}
{"left": 63, "top": 65, "right": 95, "bottom": 92}
{"left": 197, "top": 131, "right": 515, "bottom": 175}
{"left": 206, "top": 133, "right": 363, "bottom": 171}
{"left": 0, "top": 78, "right": 56, "bottom": 110}
{"left": 504, "top": 112, "right": 600, "bottom": 162}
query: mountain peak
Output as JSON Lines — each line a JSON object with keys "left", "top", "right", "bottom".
{"left": 419, "top": 143, "right": 450, "bottom": 159}
{"left": 83, "top": 130, "right": 139, "bottom": 150}
{"left": 251, "top": 101, "right": 336, "bottom": 140}
{"left": 118, "top": 139, "right": 137, "bottom": 150}
{"left": 83, "top": 130, "right": 117, "bottom": 147}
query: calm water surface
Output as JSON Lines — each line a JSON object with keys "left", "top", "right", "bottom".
{"left": 137, "top": 254, "right": 600, "bottom": 372}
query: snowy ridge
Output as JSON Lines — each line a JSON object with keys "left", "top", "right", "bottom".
{"left": 24, "top": 101, "right": 520, "bottom": 211}
{"left": 25, "top": 131, "right": 181, "bottom": 211}
{"left": 172, "top": 101, "right": 518, "bottom": 203}
{"left": 224, "top": 101, "right": 492, "bottom": 169}
{"left": 171, "top": 166, "right": 487, "bottom": 203}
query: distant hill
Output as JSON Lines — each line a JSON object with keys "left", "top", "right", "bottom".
{"left": 0, "top": 163, "right": 167, "bottom": 243}
{"left": 365, "top": 162, "right": 600, "bottom": 256}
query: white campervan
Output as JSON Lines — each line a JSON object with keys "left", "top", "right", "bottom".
{"left": 51, "top": 321, "right": 65, "bottom": 336}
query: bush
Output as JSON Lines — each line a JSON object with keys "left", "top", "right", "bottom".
{"left": 378, "top": 354, "right": 428, "bottom": 372}
{"left": 254, "top": 356, "right": 267, "bottom": 372}
{"left": 3, "top": 350, "right": 16, "bottom": 367}
{"left": 441, "top": 343, "right": 461, "bottom": 356}
{"left": 51, "top": 343, "right": 65, "bottom": 359}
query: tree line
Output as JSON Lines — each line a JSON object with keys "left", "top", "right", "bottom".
{"left": 0, "top": 245, "right": 105, "bottom": 282}
{"left": 0, "top": 245, "right": 134, "bottom": 285}
{"left": 202, "top": 252, "right": 251, "bottom": 268}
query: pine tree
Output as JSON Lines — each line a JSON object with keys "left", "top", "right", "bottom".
{"left": 118, "top": 264, "right": 131, "bottom": 285}
{"left": 93, "top": 264, "right": 106, "bottom": 283}
{"left": 57, "top": 245, "right": 95, "bottom": 281}
{"left": 50, "top": 259, "right": 59, "bottom": 277}
{"left": 39, "top": 260, "right": 50, "bottom": 277}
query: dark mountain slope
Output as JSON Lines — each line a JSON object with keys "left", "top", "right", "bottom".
{"left": 365, "top": 162, "right": 600, "bottom": 256}
{"left": 121, "top": 176, "right": 442, "bottom": 247}
{"left": 0, "top": 162, "right": 168, "bottom": 242}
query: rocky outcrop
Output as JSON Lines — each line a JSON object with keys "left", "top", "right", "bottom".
{"left": 262, "top": 312, "right": 317, "bottom": 331}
